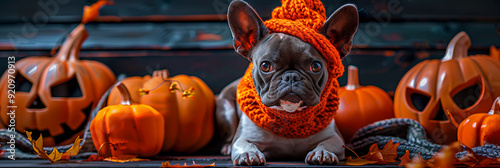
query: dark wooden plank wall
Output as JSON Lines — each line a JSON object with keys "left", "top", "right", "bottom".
{"left": 0, "top": 0, "right": 499, "bottom": 94}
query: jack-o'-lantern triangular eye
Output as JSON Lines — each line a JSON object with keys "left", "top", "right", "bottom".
{"left": 451, "top": 76, "right": 483, "bottom": 110}
{"left": 407, "top": 88, "right": 431, "bottom": 112}
{"left": 51, "top": 76, "right": 83, "bottom": 98}
{"left": 15, "top": 73, "right": 33, "bottom": 92}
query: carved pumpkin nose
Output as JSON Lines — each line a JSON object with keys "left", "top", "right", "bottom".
{"left": 432, "top": 102, "right": 448, "bottom": 121}
{"left": 29, "top": 95, "right": 46, "bottom": 109}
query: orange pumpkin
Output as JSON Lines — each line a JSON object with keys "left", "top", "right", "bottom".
{"left": 394, "top": 32, "right": 500, "bottom": 144}
{"left": 91, "top": 82, "right": 164, "bottom": 158}
{"left": 491, "top": 46, "right": 499, "bottom": 61}
{"left": 107, "top": 70, "right": 214, "bottom": 153}
{"left": 457, "top": 97, "right": 500, "bottom": 149}
{"left": 0, "top": 24, "right": 116, "bottom": 146}
{"left": 335, "top": 65, "right": 394, "bottom": 143}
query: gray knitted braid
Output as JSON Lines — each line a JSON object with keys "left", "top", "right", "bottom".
{"left": 348, "top": 118, "right": 443, "bottom": 160}
{"left": 456, "top": 144, "right": 500, "bottom": 159}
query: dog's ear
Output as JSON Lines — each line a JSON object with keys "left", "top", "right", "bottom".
{"left": 227, "top": 0, "right": 268, "bottom": 60}
{"left": 320, "top": 4, "right": 359, "bottom": 58}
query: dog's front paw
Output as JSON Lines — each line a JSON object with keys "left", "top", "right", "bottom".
{"left": 305, "top": 149, "right": 339, "bottom": 165}
{"left": 233, "top": 151, "right": 266, "bottom": 166}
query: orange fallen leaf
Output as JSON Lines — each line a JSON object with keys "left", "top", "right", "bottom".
{"left": 104, "top": 155, "right": 149, "bottom": 163}
{"left": 381, "top": 139, "right": 400, "bottom": 162}
{"left": 398, "top": 150, "right": 412, "bottom": 166}
{"left": 25, "top": 131, "right": 82, "bottom": 163}
{"left": 343, "top": 140, "right": 400, "bottom": 165}
{"left": 342, "top": 156, "right": 378, "bottom": 166}
{"left": 433, "top": 142, "right": 460, "bottom": 168}
{"left": 162, "top": 161, "right": 215, "bottom": 167}
{"left": 406, "top": 152, "right": 432, "bottom": 168}
{"left": 457, "top": 145, "right": 500, "bottom": 167}
{"left": 364, "top": 140, "right": 400, "bottom": 164}
{"left": 86, "top": 154, "right": 104, "bottom": 161}
{"left": 364, "top": 143, "right": 386, "bottom": 163}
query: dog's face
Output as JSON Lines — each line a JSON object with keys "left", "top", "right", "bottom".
{"left": 250, "top": 33, "right": 328, "bottom": 112}
{"left": 228, "top": 0, "right": 358, "bottom": 112}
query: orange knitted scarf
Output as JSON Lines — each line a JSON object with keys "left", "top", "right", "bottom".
{"left": 236, "top": 0, "right": 345, "bottom": 138}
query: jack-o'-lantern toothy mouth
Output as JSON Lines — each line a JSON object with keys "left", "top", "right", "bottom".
{"left": 25, "top": 102, "right": 93, "bottom": 145}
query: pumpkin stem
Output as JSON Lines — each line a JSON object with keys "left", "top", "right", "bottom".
{"left": 442, "top": 31, "right": 470, "bottom": 61}
{"left": 54, "top": 24, "right": 89, "bottom": 61}
{"left": 116, "top": 82, "right": 133, "bottom": 105}
{"left": 153, "top": 69, "right": 170, "bottom": 80}
{"left": 346, "top": 65, "right": 361, "bottom": 90}
{"left": 488, "top": 97, "right": 500, "bottom": 115}
{"left": 81, "top": 0, "right": 113, "bottom": 24}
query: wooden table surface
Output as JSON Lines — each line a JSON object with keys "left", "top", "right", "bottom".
{"left": 0, "top": 157, "right": 404, "bottom": 167}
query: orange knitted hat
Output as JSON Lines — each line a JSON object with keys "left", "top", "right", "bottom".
{"left": 236, "top": 0, "right": 344, "bottom": 138}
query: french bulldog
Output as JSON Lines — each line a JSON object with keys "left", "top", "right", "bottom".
{"left": 216, "top": 0, "right": 358, "bottom": 166}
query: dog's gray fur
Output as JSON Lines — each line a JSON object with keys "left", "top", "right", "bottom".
{"left": 216, "top": 0, "right": 359, "bottom": 165}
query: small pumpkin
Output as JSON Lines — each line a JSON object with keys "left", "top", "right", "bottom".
{"left": 107, "top": 70, "right": 214, "bottom": 153}
{"left": 90, "top": 82, "right": 164, "bottom": 158}
{"left": 0, "top": 24, "right": 116, "bottom": 146}
{"left": 335, "top": 65, "right": 394, "bottom": 143}
{"left": 457, "top": 97, "right": 500, "bottom": 149}
{"left": 491, "top": 46, "right": 499, "bottom": 61}
{"left": 394, "top": 32, "right": 500, "bottom": 144}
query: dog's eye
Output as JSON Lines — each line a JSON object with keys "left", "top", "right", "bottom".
{"left": 260, "top": 62, "right": 273, "bottom": 72}
{"left": 310, "top": 62, "right": 322, "bottom": 72}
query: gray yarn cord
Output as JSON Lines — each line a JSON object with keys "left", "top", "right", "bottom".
{"left": 0, "top": 74, "right": 126, "bottom": 159}
{"left": 348, "top": 118, "right": 443, "bottom": 160}
{"left": 456, "top": 144, "right": 500, "bottom": 159}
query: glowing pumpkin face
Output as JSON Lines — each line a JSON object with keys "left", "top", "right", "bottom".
{"left": 394, "top": 32, "right": 500, "bottom": 144}
{"left": 0, "top": 24, "right": 116, "bottom": 146}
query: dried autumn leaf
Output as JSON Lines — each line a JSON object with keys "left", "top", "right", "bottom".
{"left": 25, "top": 131, "right": 83, "bottom": 163}
{"left": 62, "top": 135, "right": 83, "bottom": 158}
{"left": 342, "top": 156, "right": 378, "bottom": 166}
{"left": 86, "top": 154, "right": 104, "bottom": 161}
{"left": 398, "top": 150, "right": 412, "bottom": 166}
{"left": 433, "top": 141, "right": 460, "bottom": 168}
{"left": 343, "top": 141, "right": 401, "bottom": 165}
{"left": 162, "top": 161, "right": 216, "bottom": 167}
{"left": 364, "top": 140, "right": 400, "bottom": 164}
{"left": 457, "top": 149, "right": 478, "bottom": 167}
{"left": 406, "top": 152, "right": 435, "bottom": 168}
{"left": 457, "top": 146, "right": 500, "bottom": 167}
{"left": 406, "top": 153, "right": 425, "bottom": 168}
{"left": 104, "top": 155, "right": 150, "bottom": 163}
{"left": 380, "top": 139, "right": 400, "bottom": 162}
{"left": 364, "top": 144, "right": 386, "bottom": 163}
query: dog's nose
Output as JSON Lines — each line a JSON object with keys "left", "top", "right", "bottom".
{"left": 282, "top": 71, "right": 301, "bottom": 83}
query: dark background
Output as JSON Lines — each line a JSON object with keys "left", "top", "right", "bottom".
{"left": 1, "top": 0, "right": 499, "bottom": 94}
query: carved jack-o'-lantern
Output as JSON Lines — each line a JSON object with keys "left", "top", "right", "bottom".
{"left": 394, "top": 32, "right": 500, "bottom": 144}
{"left": 0, "top": 24, "right": 116, "bottom": 146}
